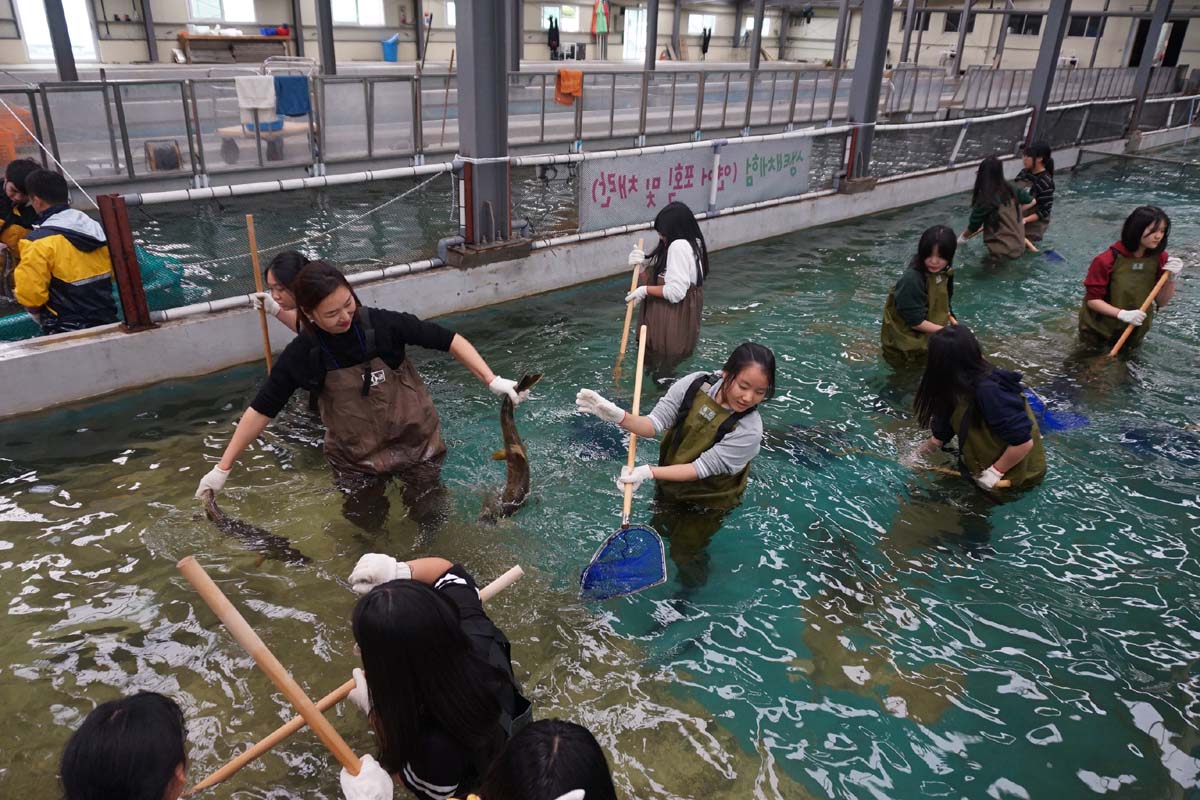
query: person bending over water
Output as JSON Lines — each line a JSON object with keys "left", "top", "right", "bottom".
{"left": 576, "top": 342, "right": 774, "bottom": 587}
{"left": 959, "top": 156, "right": 1036, "bottom": 261}
{"left": 195, "top": 261, "right": 529, "bottom": 531}
{"left": 60, "top": 691, "right": 188, "bottom": 800}
{"left": 1078, "top": 205, "right": 1184, "bottom": 352}
{"left": 468, "top": 719, "right": 619, "bottom": 800}
{"left": 880, "top": 224, "right": 959, "bottom": 366}
{"left": 339, "top": 555, "right": 532, "bottom": 800}
{"left": 252, "top": 249, "right": 309, "bottom": 332}
{"left": 910, "top": 325, "right": 1045, "bottom": 492}
{"left": 624, "top": 201, "right": 709, "bottom": 376}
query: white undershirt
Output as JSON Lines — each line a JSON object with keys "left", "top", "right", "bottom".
{"left": 661, "top": 239, "right": 700, "bottom": 303}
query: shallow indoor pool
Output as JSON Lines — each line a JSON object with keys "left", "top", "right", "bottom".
{"left": 1, "top": 144, "right": 1197, "bottom": 799}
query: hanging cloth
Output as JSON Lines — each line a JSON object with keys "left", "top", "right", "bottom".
{"left": 591, "top": 0, "right": 609, "bottom": 36}
{"left": 555, "top": 68, "right": 583, "bottom": 105}
{"left": 235, "top": 75, "right": 276, "bottom": 125}
{"left": 548, "top": 17, "right": 560, "bottom": 52}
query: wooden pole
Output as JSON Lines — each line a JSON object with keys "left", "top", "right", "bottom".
{"left": 613, "top": 237, "right": 646, "bottom": 381}
{"left": 186, "top": 564, "right": 525, "bottom": 795}
{"left": 621, "top": 325, "right": 648, "bottom": 526}
{"left": 925, "top": 463, "right": 1011, "bottom": 488}
{"left": 246, "top": 215, "right": 272, "bottom": 373}
{"left": 177, "top": 556, "right": 361, "bottom": 776}
{"left": 1108, "top": 271, "right": 1171, "bottom": 358}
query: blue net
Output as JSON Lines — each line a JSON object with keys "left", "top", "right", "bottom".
{"left": 1025, "top": 388, "right": 1090, "bottom": 433}
{"left": 579, "top": 524, "right": 667, "bottom": 601}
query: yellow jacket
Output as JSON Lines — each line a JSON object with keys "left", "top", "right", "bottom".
{"left": 0, "top": 202, "right": 33, "bottom": 261}
{"left": 15, "top": 206, "right": 117, "bottom": 333}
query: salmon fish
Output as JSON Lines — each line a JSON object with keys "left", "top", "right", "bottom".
{"left": 482, "top": 373, "right": 542, "bottom": 521}
{"left": 201, "top": 489, "right": 311, "bottom": 566}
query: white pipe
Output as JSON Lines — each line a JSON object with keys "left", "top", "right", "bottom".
{"left": 1142, "top": 92, "right": 1200, "bottom": 106}
{"left": 877, "top": 107, "right": 1031, "bottom": 132}
{"left": 127, "top": 163, "right": 456, "bottom": 207}
{"left": 1046, "top": 97, "right": 1137, "bottom": 113}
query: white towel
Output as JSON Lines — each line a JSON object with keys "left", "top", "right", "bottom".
{"left": 235, "top": 75, "right": 276, "bottom": 125}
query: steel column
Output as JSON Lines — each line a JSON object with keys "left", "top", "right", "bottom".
{"left": 645, "top": 0, "right": 660, "bottom": 71}
{"left": 1128, "top": 0, "right": 1173, "bottom": 132}
{"left": 138, "top": 0, "right": 158, "bottom": 62}
{"left": 1025, "top": 0, "right": 1073, "bottom": 143}
{"left": 992, "top": 0, "right": 1013, "bottom": 66}
{"left": 733, "top": 0, "right": 744, "bottom": 49}
{"left": 900, "top": 0, "right": 917, "bottom": 62}
{"left": 415, "top": 0, "right": 425, "bottom": 61}
{"left": 845, "top": 0, "right": 893, "bottom": 178}
{"left": 671, "top": 0, "right": 681, "bottom": 58}
{"left": 1088, "top": 0, "right": 1110, "bottom": 67}
{"left": 314, "top": 0, "right": 337, "bottom": 75}
{"left": 457, "top": 0, "right": 510, "bottom": 244}
{"left": 508, "top": 0, "right": 521, "bottom": 72}
{"left": 832, "top": 0, "right": 850, "bottom": 69}
{"left": 748, "top": 0, "right": 766, "bottom": 70}
{"left": 42, "top": 0, "right": 77, "bottom": 82}
{"left": 952, "top": 0, "right": 972, "bottom": 75}
{"left": 290, "top": 0, "right": 304, "bottom": 57}
{"left": 778, "top": 13, "right": 789, "bottom": 61}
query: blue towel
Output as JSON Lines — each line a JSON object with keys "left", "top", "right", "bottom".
{"left": 274, "top": 75, "right": 311, "bottom": 117}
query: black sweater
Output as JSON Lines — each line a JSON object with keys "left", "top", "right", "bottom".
{"left": 932, "top": 368, "right": 1033, "bottom": 446}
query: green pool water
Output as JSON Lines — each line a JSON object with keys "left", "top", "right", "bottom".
{"left": 1, "top": 145, "right": 1198, "bottom": 799}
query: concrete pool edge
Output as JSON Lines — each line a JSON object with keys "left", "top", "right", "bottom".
{"left": 1, "top": 127, "right": 1191, "bottom": 420}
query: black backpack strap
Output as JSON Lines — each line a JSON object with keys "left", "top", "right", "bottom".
{"left": 713, "top": 407, "right": 753, "bottom": 446}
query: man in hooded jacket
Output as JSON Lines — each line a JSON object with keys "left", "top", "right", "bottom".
{"left": 14, "top": 169, "right": 116, "bottom": 335}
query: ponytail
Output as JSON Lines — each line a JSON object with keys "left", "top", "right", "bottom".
{"left": 1025, "top": 141, "right": 1054, "bottom": 177}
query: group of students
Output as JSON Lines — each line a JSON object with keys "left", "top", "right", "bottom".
{"left": 0, "top": 158, "right": 117, "bottom": 335}
{"left": 882, "top": 143, "right": 1184, "bottom": 491}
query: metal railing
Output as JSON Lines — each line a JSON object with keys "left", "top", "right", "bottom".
{"left": 953, "top": 64, "right": 1189, "bottom": 112}
{"left": 0, "top": 65, "right": 958, "bottom": 190}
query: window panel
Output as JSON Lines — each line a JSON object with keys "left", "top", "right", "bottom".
{"left": 559, "top": 4, "right": 578, "bottom": 31}
{"left": 446, "top": 1, "right": 455, "bottom": 28}
{"left": 359, "top": 0, "right": 384, "bottom": 26}
{"left": 943, "top": 11, "right": 976, "bottom": 34}
{"left": 899, "top": 10, "right": 931, "bottom": 32}
{"left": 222, "top": 0, "right": 256, "bottom": 23}
{"left": 687, "top": 13, "right": 715, "bottom": 36}
{"left": 189, "top": 0, "right": 222, "bottom": 20}
{"left": 742, "top": 16, "right": 771, "bottom": 36}
{"left": 332, "top": 0, "right": 358, "bottom": 24}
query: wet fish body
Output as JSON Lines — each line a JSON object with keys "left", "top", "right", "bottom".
{"left": 483, "top": 373, "right": 542, "bottom": 520}
{"left": 201, "top": 489, "right": 311, "bottom": 565}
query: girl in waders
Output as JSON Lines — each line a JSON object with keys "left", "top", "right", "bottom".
{"left": 959, "top": 156, "right": 1036, "bottom": 260}
{"left": 624, "top": 201, "right": 709, "bottom": 375}
{"left": 1015, "top": 142, "right": 1055, "bottom": 243}
{"left": 252, "top": 249, "right": 309, "bottom": 332}
{"left": 195, "top": 261, "right": 529, "bottom": 531}
{"left": 880, "top": 225, "right": 958, "bottom": 366}
{"left": 910, "top": 325, "right": 1045, "bottom": 493}
{"left": 1078, "top": 206, "right": 1183, "bottom": 351}
{"left": 575, "top": 342, "right": 773, "bottom": 587}
{"left": 339, "top": 555, "right": 532, "bottom": 800}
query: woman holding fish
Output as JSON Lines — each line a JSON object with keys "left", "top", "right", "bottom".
{"left": 576, "top": 342, "right": 775, "bottom": 587}
{"left": 194, "top": 261, "right": 529, "bottom": 531}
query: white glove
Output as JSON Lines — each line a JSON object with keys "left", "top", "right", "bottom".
{"left": 576, "top": 388, "right": 625, "bottom": 424}
{"left": 975, "top": 465, "right": 1005, "bottom": 490}
{"left": 489, "top": 375, "right": 528, "bottom": 405}
{"left": 348, "top": 553, "right": 412, "bottom": 595}
{"left": 617, "top": 464, "right": 654, "bottom": 493}
{"left": 957, "top": 233, "right": 970, "bottom": 245}
{"left": 624, "top": 286, "right": 648, "bottom": 306}
{"left": 628, "top": 246, "right": 645, "bottom": 266}
{"left": 340, "top": 753, "right": 393, "bottom": 800}
{"left": 1117, "top": 309, "right": 1147, "bottom": 326}
{"left": 1164, "top": 257, "right": 1184, "bottom": 275}
{"left": 346, "top": 667, "right": 371, "bottom": 715}
{"left": 252, "top": 291, "right": 281, "bottom": 317}
{"left": 194, "top": 465, "right": 230, "bottom": 499}
{"left": 553, "top": 793, "right": 586, "bottom": 800}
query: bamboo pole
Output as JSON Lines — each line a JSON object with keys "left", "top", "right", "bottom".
{"left": 1109, "top": 271, "right": 1171, "bottom": 358}
{"left": 613, "top": 237, "right": 646, "bottom": 381}
{"left": 621, "top": 325, "right": 648, "bottom": 526}
{"left": 177, "top": 557, "right": 361, "bottom": 777}
{"left": 246, "top": 215, "right": 272, "bottom": 373}
{"left": 439, "top": 50, "right": 455, "bottom": 147}
{"left": 186, "top": 564, "right": 525, "bottom": 795}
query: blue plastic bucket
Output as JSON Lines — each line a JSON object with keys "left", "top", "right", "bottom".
{"left": 381, "top": 34, "right": 399, "bottom": 62}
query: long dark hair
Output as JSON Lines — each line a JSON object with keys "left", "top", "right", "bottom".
{"left": 292, "top": 260, "right": 362, "bottom": 336}
{"left": 1120, "top": 205, "right": 1170, "bottom": 255}
{"left": 479, "top": 719, "right": 618, "bottom": 800}
{"left": 60, "top": 692, "right": 187, "bottom": 800}
{"left": 352, "top": 580, "right": 508, "bottom": 775}
{"left": 910, "top": 225, "right": 958, "bottom": 273}
{"left": 646, "top": 201, "right": 709, "bottom": 284}
{"left": 265, "top": 250, "right": 310, "bottom": 287}
{"left": 1024, "top": 141, "right": 1054, "bottom": 177}
{"left": 722, "top": 341, "right": 776, "bottom": 400}
{"left": 914, "top": 325, "right": 992, "bottom": 429}
{"left": 971, "top": 156, "right": 1015, "bottom": 210}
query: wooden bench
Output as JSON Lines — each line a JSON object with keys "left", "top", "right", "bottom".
{"left": 177, "top": 33, "right": 291, "bottom": 64}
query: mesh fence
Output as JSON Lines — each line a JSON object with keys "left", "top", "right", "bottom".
{"left": 128, "top": 173, "right": 456, "bottom": 310}
{"left": 1042, "top": 105, "right": 1091, "bottom": 150}
{"left": 1080, "top": 101, "right": 1135, "bottom": 144}
{"left": 871, "top": 125, "right": 965, "bottom": 179}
